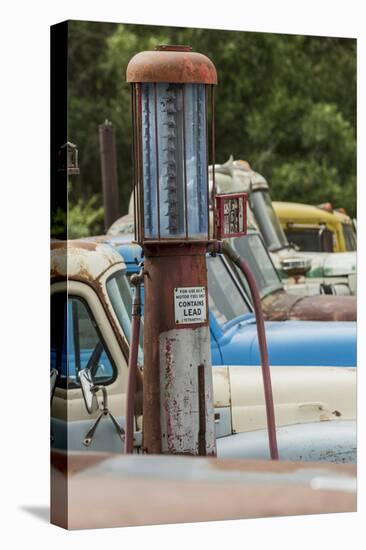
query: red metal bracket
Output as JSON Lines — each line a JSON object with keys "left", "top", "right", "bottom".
{"left": 215, "top": 192, "right": 248, "bottom": 239}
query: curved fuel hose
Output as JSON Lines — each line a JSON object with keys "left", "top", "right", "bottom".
{"left": 211, "top": 240, "right": 279, "bottom": 460}
{"left": 124, "top": 270, "right": 144, "bottom": 454}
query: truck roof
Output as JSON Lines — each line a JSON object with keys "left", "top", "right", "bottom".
{"left": 333, "top": 209, "right": 353, "bottom": 224}
{"left": 273, "top": 201, "right": 351, "bottom": 225}
{"left": 209, "top": 157, "right": 269, "bottom": 193}
{"left": 51, "top": 240, "right": 125, "bottom": 282}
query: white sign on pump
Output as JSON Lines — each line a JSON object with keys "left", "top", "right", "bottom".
{"left": 174, "top": 286, "right": 207, "bottom": 325}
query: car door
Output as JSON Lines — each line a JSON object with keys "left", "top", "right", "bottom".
{"left": 51, "top": 280, "right": 128, "bottom": 453}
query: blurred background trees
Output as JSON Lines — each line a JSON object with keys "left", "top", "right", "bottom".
{"left": 67, "top": 21, "right": 356, "bottom": 237}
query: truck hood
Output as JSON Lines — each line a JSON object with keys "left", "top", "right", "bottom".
{"left": 217, "top": 420, "right": 356, "bottom": 463}
{"left": 300, "top": 251, "right": 357, "bottom": 278}
{"left": 216, "top": 317, "right": 356, "bottom": 367}
{"left": 262, "top": 290, "right": 356, "bottom": 322}
{"left": 273, "top": 248, "right": 356, "bottom": 278}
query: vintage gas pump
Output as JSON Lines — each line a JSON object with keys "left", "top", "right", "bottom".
{"left": 127, "top": 45, "right": 218, "bottom": 456}
{"left": 126, "top": 45, "right": 278, "bottom": 459}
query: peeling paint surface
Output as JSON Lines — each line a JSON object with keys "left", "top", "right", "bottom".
{"left": 159, "top": 328, "right": 216, "bottom": 455}
{"left": 262, "top": 289, "right": 356, "bottom": 321}
{"left": 51, "top": 240, "right": 125, "bottom": 281}
{"left": 217, "top": 420, "right": 356, "bottom": 463}
{"left": 229, "top": 366, "right": 356, "bottom": 434}
{"left": 212, "top": 367, "right": 231, "bottom": 407}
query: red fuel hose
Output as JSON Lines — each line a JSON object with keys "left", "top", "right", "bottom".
{"left": 124, "top": 271, "right": 143, "bottom": 454}
{"left": 212, "top": 240, "right": 279, "bottom": 460}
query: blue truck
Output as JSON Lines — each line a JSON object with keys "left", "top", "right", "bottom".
{"left": 101, "top": 236, "right": 356, "bottom": 368}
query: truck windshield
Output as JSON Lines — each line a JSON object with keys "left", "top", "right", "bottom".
{"left": 251, "top": 190, "right": 288, "bottom": 251}
{"left": 207, "top": 255, "right": 251, "bottom": 327}
{"left": 230, "top": 234, "right": 283, "bottom": 298}
{"left": 285, "top": 227, "right": 334, "bottom": 252}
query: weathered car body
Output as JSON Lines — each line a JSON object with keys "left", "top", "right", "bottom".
{"left": 105, "top": 237, "right": 356, "bottom": 367}
{"left": 51, "top": 241, "right": 356, "bottom": 462}
{"left": 261, "top": 290, "right": 356, "bottom": 321}
{"left": 52, "top": 452, "right": 356, "bottom": 528}
{"left": 273, "top": 200, "right": 357, "bottom": 253}
{"left": 217, "top": 421, "right": 356, "bottom": 462}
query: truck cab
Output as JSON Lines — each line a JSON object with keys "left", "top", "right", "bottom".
{"left": 51, "top": 240, "right": 136, "bottom": 453}
{"left": 51, "top": 240, "right": 356, "bottom": 461}
{"left": 273, "top": 201, "right": 357, "bottom": 253}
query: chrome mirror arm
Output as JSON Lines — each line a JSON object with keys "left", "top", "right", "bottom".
{"left": 82, "top": 384, "right": 125, "bottom": 448}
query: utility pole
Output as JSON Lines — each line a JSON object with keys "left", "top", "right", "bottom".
{"left": 99, "top": 120, "right": 120, "bottom": 232}
{"left": 127, "top": 45, "right": 218, "bottom": 456}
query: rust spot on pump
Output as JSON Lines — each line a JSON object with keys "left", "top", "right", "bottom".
{"left": 164, "top": 337, "right": 176, "bottom": 391}
{"left": 127, "top": 47, "right": 218, "bottom": 84}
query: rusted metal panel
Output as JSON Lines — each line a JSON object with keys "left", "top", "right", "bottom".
{"left": 52, "top": 451, "right": 356, "bottom": 529}
{"left": 261, "top": 290, "right": 303, "bottom": 321}
{"left": 290, "top": 293, "right": 356, "bottom": 321}
{"left": 51, "top": 240, "right": 124, "bottom": 282}
{"left": 262, "top": 289, "right": 356, "bottom": 322}
{"left": 143, "top": 243, "right": 215, "bottom": 455}
{"left": 127, "top": 47, "right": 218, "bottom": 85}
{"left": 159, "top": 328, "right": 215, "bottom": 456}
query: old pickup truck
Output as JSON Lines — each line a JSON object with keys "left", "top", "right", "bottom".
{"left": 104, "top": 236, "right": 356, "bottom": 367}
{"left": 51, "top": 240, "right": 356, "bottom": 462}
{"left": 273, "top": 201, "right": 357, "bottom": 253}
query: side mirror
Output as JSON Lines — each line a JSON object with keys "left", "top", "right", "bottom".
{"left": 79, "top": 368, "right": 99, "bottom": 414}
{"left": 281, "top": 257, "right": 312, "bottom": 278}
{"left": 78, "top": 367, "right": 125, "bottom": 448}
{"left": 288, "top": 242, "right": 300, "bottom": 252}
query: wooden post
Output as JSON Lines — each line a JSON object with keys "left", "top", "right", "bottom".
{"left": 99, "top": 120, "right": 120, "bottom": 231}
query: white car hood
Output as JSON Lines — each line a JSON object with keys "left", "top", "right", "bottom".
{"left": 300, "top": 251, "right": 356, "bottom": 277}
{"left": 272, "top": 248, "right": 356, "bottom": 277}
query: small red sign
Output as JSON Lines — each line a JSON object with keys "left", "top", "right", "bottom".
{"left": 215, "top": 193, "right": 248, "bottom": 239}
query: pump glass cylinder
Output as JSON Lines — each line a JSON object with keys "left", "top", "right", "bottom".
{"left": 140, "top": 82, "right": 208, "bottom": 240}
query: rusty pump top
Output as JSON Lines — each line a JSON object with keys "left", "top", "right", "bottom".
{"left": 127, "top": 44, "right": 218, "bottom": 85}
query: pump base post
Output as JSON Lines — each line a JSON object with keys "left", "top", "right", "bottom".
{"left": 142, "top": 243, "right": 216, "bottom": 457}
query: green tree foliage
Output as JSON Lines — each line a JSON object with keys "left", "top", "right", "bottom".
{"left": 67, "top": 22, "right": 356, "bottom": 237}
{"left": 51, "top": 181, "right": 104, "bottom": 239}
